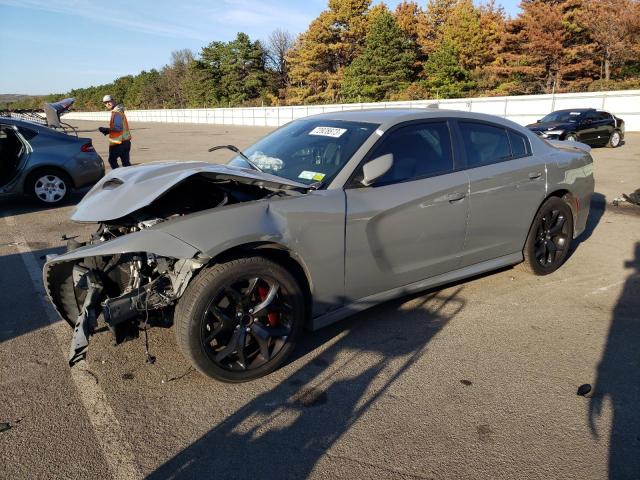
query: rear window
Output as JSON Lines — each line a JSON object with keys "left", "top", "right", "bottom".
{"left": 508, "top": 130, "right": 530, "bottom": 158}
{"left": 459, "top": 122, "right": 511, "bottom": 168}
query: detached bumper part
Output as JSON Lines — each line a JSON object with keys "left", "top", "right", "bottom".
{"left": 68, "top": 271, "right": 102, "bottom": 366}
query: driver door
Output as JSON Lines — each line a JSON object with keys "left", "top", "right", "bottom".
{"left": 344, "top": 120, "right": 469, "bottom": 301}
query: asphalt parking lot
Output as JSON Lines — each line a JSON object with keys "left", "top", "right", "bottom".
{"left": 1, "top": 120, "right": 639, "bottom": 480}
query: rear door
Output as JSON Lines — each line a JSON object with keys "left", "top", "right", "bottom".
{"left": 595, "top": 111, "right": 615, "bottom": 144}
{"left": 456, "top": 121, "right": 547, "bottom": 266}
{"left": 344, "top": 120, "right": 469, "bottom": 301}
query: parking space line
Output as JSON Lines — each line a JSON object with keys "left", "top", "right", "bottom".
{"left": 3, "top": 214, "right": 141, "bottom": 480}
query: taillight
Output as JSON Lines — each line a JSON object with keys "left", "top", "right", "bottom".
{"left": 81, "top": 142, "right": 95, "bottom": 153}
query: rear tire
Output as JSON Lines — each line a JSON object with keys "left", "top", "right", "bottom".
{"left": 565, "top": 134, "right": 577, "bottom": 143}
{"left": 520, "top": 197, "right": 574, "bottom": 275}
{"left": 607, "top": 130, "right": 621, "bottom": 148}
{"left": 174, "top": 256, "right": 305, "bottom": 383}
{"left": 27, "top": 169, "right": 71, "bottom": 205}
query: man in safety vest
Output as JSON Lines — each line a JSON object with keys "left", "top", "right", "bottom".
{"left": 98, "top": 94, "right": 132, "bottom": 169}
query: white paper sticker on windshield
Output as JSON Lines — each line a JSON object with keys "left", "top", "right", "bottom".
{"left": 570, "top": 112, "right": 581, "bottom": 115}
{"left": 298, "top": 170, "right": 325, "bottom": 181}
{"left": 309, "top": 126, "right": 347, "bottom": 138}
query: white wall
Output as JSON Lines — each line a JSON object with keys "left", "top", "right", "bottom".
{"left": 62, "top": 89, "right": 640, "bottom": 132}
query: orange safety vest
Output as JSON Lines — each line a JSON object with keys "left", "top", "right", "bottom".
{"left": 108, "top": 106, "right": 132, "bottom": 145}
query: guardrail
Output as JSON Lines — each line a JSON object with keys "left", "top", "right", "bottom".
{"left": 61, "top": 89, "right": 640, "bottom": 131}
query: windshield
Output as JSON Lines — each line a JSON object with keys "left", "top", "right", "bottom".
{"left": 540, "top": 111, "right": 583, "bottom": 123}
{"left": 227, "top": 119, "right": 378, "bottom": 186}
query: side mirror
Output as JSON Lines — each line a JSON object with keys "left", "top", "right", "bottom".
{"left": 361, "top": 154, "right": 393, "bottom": 187}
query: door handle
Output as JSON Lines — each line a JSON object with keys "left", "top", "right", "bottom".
{"left": 528, "top": 172, "right": 542, "bottom": 180}
{"left": 446, "top": 192, "right": 466, "bottom": 202}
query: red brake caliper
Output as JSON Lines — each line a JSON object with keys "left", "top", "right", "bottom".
{"left": 257, "top": 284, "right": 280, "bottom": 327}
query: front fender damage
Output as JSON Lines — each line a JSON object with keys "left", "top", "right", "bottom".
{"left": 43, "top": 230, "right": 207, "bottom": 366}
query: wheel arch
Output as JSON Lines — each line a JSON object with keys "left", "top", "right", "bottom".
{"left": 24, "top": 164, "right": 76, "bottom": 190}
{"left": 205, "top": 241, "right": 314, "bottom": 323}
{"left": 523, "top": 189, "right": 577, "bottom": 251}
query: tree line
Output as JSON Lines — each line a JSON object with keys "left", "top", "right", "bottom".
{"left": 4, "top": 0, "right": 640, "bottom": 111}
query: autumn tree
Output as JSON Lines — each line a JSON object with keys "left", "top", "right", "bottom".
{"left": 286, "top": 0, "right": 371, "bottom": 104}
{"left": 416, "top": 0, "right": 458, "bottom": 57}
{"left": 492, "top": 0, "right": 592, "bottom": 94}
{"left": 342, "top": 9, "right": 417, "bottom": 101}
{"left": 582, "top": 0, "right": 640, "bottom": 81}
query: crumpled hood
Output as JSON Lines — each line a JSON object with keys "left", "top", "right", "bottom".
{"left": 72, "top": 161, "right": 308, "bottom": 222}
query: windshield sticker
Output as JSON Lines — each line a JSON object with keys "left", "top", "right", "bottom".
{"left": 298, "top": 170, "right": 325, "bottom": 181}
{"left": 309, "top": 126, "right": 347, "bottom": 138}
{"left": 375, "top": 129, "right": 384, "bottom": 136}
{"left": 570, "top": 112, "right": 581, "bottom": 115}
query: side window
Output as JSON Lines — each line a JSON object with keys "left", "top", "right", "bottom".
{"left": 597, "top": 111, "right": 611, "bottom": 122}
{"left": 459, "top": 122, "right": 511, "bottom": 168}
{"left": 365, "top": 122, "right": 454, "bottom": 185}
{"left": 508, "top": 130, "right": 530, "bottom": 158}
{"left": 584, "top": 111, "right": 599, "bottom": 121}
{"left": 17, "top": 126, "right": 38, "bottom": 140}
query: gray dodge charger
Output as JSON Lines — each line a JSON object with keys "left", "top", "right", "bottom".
{"left": 44, "top": 109, "right": 594, "bottom": 382}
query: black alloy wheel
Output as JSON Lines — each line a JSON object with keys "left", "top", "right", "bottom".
{"left": 521, "top": 197, "right": 574, "bottom": 275}
{"left": 175, "top": 256, "right": 304, "bottom": 382}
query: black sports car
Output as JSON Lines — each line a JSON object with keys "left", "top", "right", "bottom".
{"left": 526, "top": 108, "right": 624, "bottom": 148}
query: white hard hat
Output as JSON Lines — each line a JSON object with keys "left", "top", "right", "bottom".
{"left": 102, "top": 94, "right": 113, "bottom": 103}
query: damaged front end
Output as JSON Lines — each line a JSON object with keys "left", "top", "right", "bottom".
{"left": 44, "top": 161, "right": 308, "bottom": 366}
{"left": 44, "top": 229, "right": 207, "bottom": 366}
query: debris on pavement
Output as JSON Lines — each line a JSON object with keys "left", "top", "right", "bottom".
{"left": 577, "top": 384, "right": 593, "bottom": 397}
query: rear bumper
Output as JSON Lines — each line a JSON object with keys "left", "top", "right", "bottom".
{"left": 70, "top": 154, "right": 105, "bottom": 188}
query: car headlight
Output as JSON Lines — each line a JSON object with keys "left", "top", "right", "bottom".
{"left": 543, "top": 130, "right": 565, "bottom": 136}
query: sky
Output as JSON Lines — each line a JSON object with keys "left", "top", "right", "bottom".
{"left": 0, "top": 0, "right": 522, "bottom": 95}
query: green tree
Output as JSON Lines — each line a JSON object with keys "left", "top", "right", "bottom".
{"left": 342, "top": 10, "right": 416, "bottom": 101}
{"left": 423, "top": 39, "right": 474, "bottom": 98}
{"left": 200, "top": 33, "right": 267, "bottom": 106}
{"left": 286, "top": 0, "right": 371, "bottom": 104}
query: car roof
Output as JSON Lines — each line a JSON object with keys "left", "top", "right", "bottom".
{"left": 0, "top": 116, "right": 49, "bottom": 131}
{"left": 304, "top": 108, "right": 528, "bottom": 131}
{"left": 551, "top": 108, "right": 595, "bottom": 113}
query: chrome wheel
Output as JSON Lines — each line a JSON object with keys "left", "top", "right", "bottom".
{"left": 609, "top": 131, "right": 621, "bottom": 148}
{"left": 565, "top": 134, "right": 577, "bottom": 142}
{"left": 34, "top": 174, "right": 67, "bottom": 203}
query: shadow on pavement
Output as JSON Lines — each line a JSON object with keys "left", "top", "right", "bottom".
{"left": 149, "top": 287, "right": 466, "bottom": 479}
{"left": 588, "top": 242, "right": 640, "bottom": 479}
{"left": 0, "top": 246, "right": 65, "bottom": 343}
{"left": 0, "top": 190, "right": 87, "bottom": 220}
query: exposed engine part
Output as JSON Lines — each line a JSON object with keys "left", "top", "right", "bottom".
{"left": 68, "top": 270, "right": 102, "bottom": 366}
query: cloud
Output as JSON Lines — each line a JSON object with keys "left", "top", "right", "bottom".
{"left": 210, "top": 0, "right": 314, "bottom": 32}
{"left": 0, "top": 0, "right": 211, "bottom": 40}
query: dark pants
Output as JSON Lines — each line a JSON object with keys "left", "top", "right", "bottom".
{"left": 108, "top": 140, "right": 131, "bottom": 169}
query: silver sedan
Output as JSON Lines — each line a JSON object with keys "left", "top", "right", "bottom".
{"left": 44, "top": 109, "right": 594, "bottom": 382}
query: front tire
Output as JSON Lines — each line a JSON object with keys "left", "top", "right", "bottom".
{"left": 174, "top": 256, "right": 305, "bottom": 382}
{"left": 520, "top": 197, "right": 574, "bottom": 275}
